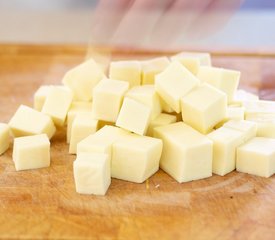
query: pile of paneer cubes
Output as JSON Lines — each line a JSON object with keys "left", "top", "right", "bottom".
{"left": 1, "top": 51, "right": 275, "bottom": 196}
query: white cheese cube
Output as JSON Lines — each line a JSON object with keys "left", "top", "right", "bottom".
{"left": 42, "top": 87, "right": 73, "bottom": 126}
{"left": 243, "top": 100, "right": 275, "bottom": 119}
{"left": 69, "top": 113, "right": 98, "bottom": 154}
{"left": 197, "top": 66, "right": 240, "bottom": 103}
{"left": 172, "top": 52, "right": 211, "bottom": 66}
{"left": 215, "top": 106, "right": 245, "bottom": 129}
{"left": 147, "top": 113, "right": 177, "bottom": 137}
{"left": 233, "top": 89, "right": 259, "bottom": 105}
{"left": 246, "top": 115, "right": 275, "bottom": 138}
{"left": 154, "top": 122, "right": 213, "bottom": 183}
{"left": 155, "top": 62, "right": 200, "bottom": 113}
{"left": 92, "top": 79, "right": 129, "bottom": 122}
{"left": 237, "top": 137, "right": 275, "bottom": 177}
{"left": 141, "top": 57, "right": 170, "bottom": 85}
{"left": 66, "top": 101, "right": 92, "bottom": 143}
{"left": 116, "top": 97, "right": 151, "bottom": 135}
{"left": 9, "top": 105, "right": 56, "bottom": 139}
{"left": 126, "top": 85, "right": 161, "bottom": 120}
{"left": 62, "top": 58, "right": 105, "bottom": 101}
{"left": 77, "top": 125, "right": 129, "bottom": 156}
{"left": 0, "top": 123, "right": 10, "bottom": 155}
{"left": 73, "top": 153, "right": 110, "bottom": 195}
{"left": 109, "top": 61, "right": 141, "bottom": 87}
{"left": 13, "top": 134, "right": 50, "bottom": 171}
{"left": 112, "top": 134, "right": 162, "bottom": 183}
{"left": 181, "top": 84, "right": 227, "bottom": 134}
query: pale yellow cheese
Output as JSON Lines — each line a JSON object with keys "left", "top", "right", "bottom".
{"left": 116, "top": 97, "right": 151, "bottom": 135}
{"left": 0, "top": 123, "right": 10, "bottom": 155}
{"left": 69, "top": 113, "right": 99, "bottom": 154}
{"left": 215, "top": 106, "right": 245, "bottom": 129}
{"left": 126, "top": 85, "right": 161, "bottom": 120}
{"left": 73, "top": 152, "right": 110, "bottom": 195}
{"left": 155, "top": 61, "right": 200, "bottom": 113}
{"left": 243, "top": 100, "right": 275, "bottom": 119}
{"left": 109, "top": 60, "right": 141, "bottom": 87}
{"left": 62, "top": 58, "right": 105, "bottom": 101}
{"left": 112, "top": 133, "right": 162, "bottom": 183}
{"left": 9, "top": 105, "right": 56, "bottom": 139}
{"left": 13, "top": 134, "right": 50, "bottom": 171}
{"left": 159, "top": 97, "right": 174, "bottom": 113}
{"left": 181, "top": 84, "right": 227, "bottom": 134}
{"left": 92, "top": 79, "right": 129, "bottom": 122}
{"left": 246, "top": 115, "right": 275, "bottom": 138}
{"left": 141, "top": 57, "right": 170, "bottom": 85}
{"left": 42, "top": 87, "right": 73, "bottom": 126}
{"left": 197, "top": 66, "right": 240, "bottom": 103}
{"left": 154, "top": 122, "right": 213, "bottom": 183}
{"left": 237, "top": 137, "right": 275, "bottom": 177}
{"left": 147, "top": 113, "right": 177, "bottom": 137}
{"left": 233, "top": 89, "right": 259, "bottom": 105}
{"left": 66, "top": 101, "right": 92, "bottom": 143}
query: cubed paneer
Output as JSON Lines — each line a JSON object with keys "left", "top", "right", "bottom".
{"left": 154, "top": 122, "right": 213, "bottom": 183}
{"left": 42, "top": 87, "right": 73, "bottom": 126}
{"left": 9, "top": 105, "right": 56, "bottom": 139}
{"left": 73, "top": 153, "right": 110, "bottom": 195}
{"left": 141, "top": 57, "right": 170, "bottom": 85}
{"left": 62, "top": 58, "right": 105, "bottom": 101}
{"left": 112, "top": 133, "right": 162, "bottom": 183}
{"left": 197, "top": 66, "right": 240, "bottom": 103}
{"left": 181, "top": 84, "right": 227, "bottom": 134}
{"left": 243, "top": 100, "right": 275, "bottom": 119}
{"left": 215, "top": 106, "right": 245, "bottom": 129}
{"left": 155, "top": 61, "right": 199, "bottom": 113}
{"left": 233, "top": 89, "right": 259, "bottom": 105}
{"left": 0, "top": 123, "right": 10, "bottom": 155}
{"left": 109, "top": 60, "right": 141, "bottom": 87}
{"left": 237, "top": 137, "right": 275, "bottom": 178}
{"left": 126, "top": 85, "right": 161, "bottom": 120}
{"left": 66, "top": 101, "right": 92, "bottom": 143}
{"left": 69, "top": 113, "right": 98, "bottom": 154}
{"left": 92, "top": 79, "right": 129, "bottom": 122}
{"left": 116, "top": 97, "right": 151, "bottom": 135}
{"left": 77, "top": 125, "right": 129, "bottom": 157}
{"left": 246, "top": 115, "right": 275, "bottom": 138}
{"left": 147, "top": 113, "right": 177, "bottom": 137}
{"left": 13, "top": 134, "right": 50, "bottom": 171}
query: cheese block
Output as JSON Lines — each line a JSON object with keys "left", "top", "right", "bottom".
{"left": 0, "top": 123, "right": 10, "bottom": 155}
{"left": 69, "top": 113, "right": 99, "bottom": 154}
{"left": 237, "top": 137, "right": 275, "bottom": 177}
{"left": 233, "top": 89, "right": 259, "bottom": 105}
{"left": 109, "top": 60, "right": 141, "bottom": 87}
{"left": 246, "top": 115, "right": 275, "bottom": 138}
{"left": 215, "top": 106, "right": 245, "bottom": 129}
{"left": 66, "top": 101, "right": 92, "bottom": 143}
{"left": 243, "top": 100, "right": 275, "bottom": 119}
{"left": 9, "top": 105, "right": 56, "bottom": 139}
{"left": 154, "top": 122, "right": 213, "bottom": 183}
{"left": 155, "top": 61, "right": 200, "bottom": 113}
{"left": 147, "top": 113, "right": 177, "bottom": 137}
{"left": 77, "top": 125, "right": 129, "bottom": 157}
{"left": 13, "top": 134, "right": 50, "bottom": 171}
{"left": 42, "top": 87, "right": 73, "bottom": 126}
{"left": 112, "top": 133, "right": 162, "bottom": 183}
{"left": 159, "top": 97, "right": 174, "bottom": 113}
{"left": 116, "top": 97, "right": 151, "bottom": 135}
{"left": 92, "top": 79, "right": 129, "bottom": 122}
{"left": 197, "top": 66, "right": 240, "bottom": 103}
{"left": 73, "top": 152, "right": 110, "bottom": 195}
{"left": 181, "top": 84, "right": 227, "bottom": 134}
{"left": 126, "top": 85, "right": 161, "bottom": 120}
{"left": 62, "top": 58, "right": 105, "bottom": 101}
{"left": 141, "top": 57, "right": 170, "bottom": 85}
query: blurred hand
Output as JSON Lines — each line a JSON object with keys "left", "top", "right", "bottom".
{"left": 90, "top": 0, "right": 244, "bottom": 50}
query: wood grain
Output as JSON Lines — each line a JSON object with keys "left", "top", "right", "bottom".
{"left": 0, "top": 44, "right": 275, "bottom": 240}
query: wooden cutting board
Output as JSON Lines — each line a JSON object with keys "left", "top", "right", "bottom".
{"left": 1, "top": 44, "right": 275, "bottom": 240}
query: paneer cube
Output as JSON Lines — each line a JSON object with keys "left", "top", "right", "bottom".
{"left": 112, "top": 133, "right": 162, "bottom": 183}
{"left": 155, "top": 61, "right": 200, "bottom": 113}
{"left": 154, "top": 122, "right": 213, "bottom": 183}
{"left": 0, "top": 123, "right": 10, "bottom": 155}
{"left": 109, "top": 61, "right": 141, "bottom": 87}
{"left": 243, "top": 100, "right": 275, "bottom": 119}
{"left": 181, "top": 84, "right": 227, "bottom": 134}
{"left": 92, "top": 79, "right": 129, "bottom": 122}
{"left": 13, "top": 134, "right": 50, "bottom": 171}
{"left": 9, "top": 105, "right": 56, "bottom": 139}
{"left": 237, "top": 137, "right": 275, "bottom": 177}
{"left": 246, "top": 115, "right": 275, "bottom": 138}
{"left": 116, "top": 97, "right": 151, "bottom": 135}
{"left": 62, "top": 58, "right": 105, "bottom": 101}
{"left": 73, "top": 153, "right": 110, "bottom": 195}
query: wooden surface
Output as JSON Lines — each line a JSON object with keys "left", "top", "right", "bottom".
{"left": 1, "top": 44, "right": 275, "bottom": 240}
